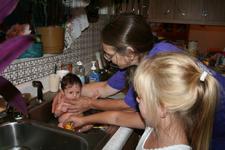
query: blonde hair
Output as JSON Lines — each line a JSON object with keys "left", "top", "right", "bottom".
{"left": 134, "top": 52, "right": 219, "bottom": 150}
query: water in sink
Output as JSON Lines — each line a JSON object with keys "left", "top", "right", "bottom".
{"left": 0, "top": 121, "right": 88, "bottom": 150}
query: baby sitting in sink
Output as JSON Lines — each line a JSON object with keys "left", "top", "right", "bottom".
{"left": 52, "top": 73, "right": 83, "bottom": 130}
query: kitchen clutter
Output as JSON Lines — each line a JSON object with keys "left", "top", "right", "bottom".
{"left": 88, "top": 61, "right": 100, "bottom": 83}
{"left": 48, "top": 67, "right": 70, "bottom": 92}
{"left": 188, "top": 40, "right": 198, "bottom": 57}
{"left": 75, "top": 61, "right": 86, "bottom": 84}
{"left": 5, "top": 23, "right": 43, "bottom": 59}
{"left": 63, "top": 0, "right": 90, "bottom": 8}
{"left": 49, "top": 74, "right": 60, "bottom": 92}
{"left": 200, "top": 48, "right": 225, "bottom": 75}
{"left": 31, "top": 0, "right": 71, "bottom": 54}
{"left": 37, "top": 26, "right": 65, "bottom": 54}
{"left": 56, "top": 70, "right": 70, "bottom": 80}
{"left": 48, "top": 50, "right": 118, "bottom": 93}
{"left": 65, "top": 6, "right": 89, "bottom": 49}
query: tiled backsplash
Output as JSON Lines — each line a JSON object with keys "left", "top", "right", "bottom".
{"left": 1, "top": 16, "right": 109, "bottom": 85}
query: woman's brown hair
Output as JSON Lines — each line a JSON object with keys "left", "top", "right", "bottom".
{"left": 101, "top": 13, "right": 155, "bottom": 55}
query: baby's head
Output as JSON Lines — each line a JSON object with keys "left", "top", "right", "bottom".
{"left": 61, "top": 73, "right": 82, "bottom": 101}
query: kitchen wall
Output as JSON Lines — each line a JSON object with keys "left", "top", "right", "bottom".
{"left": 189, "top": 25, "right": 225, "bottom": 53}
{"left": 1, "top": 16, "right": 109, "bottom": 95}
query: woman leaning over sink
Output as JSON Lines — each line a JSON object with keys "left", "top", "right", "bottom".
{"left": 59, "top": 52, "right": 220, "bottom": 150}
{"left": 52, "top": 14, "right": 225, "bottom": 149}
{"left": 52, "top": 13, "right": 180, "bottom": 117}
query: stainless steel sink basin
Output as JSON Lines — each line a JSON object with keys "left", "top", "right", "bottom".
{"left": 26, "top": 93, "right": 118, "bottom": 150}
{"left": 28, "top": 100, "right": 53, "bottom": 123}
{"left": 0, "top": 120, "right": 88, "bottom": 150}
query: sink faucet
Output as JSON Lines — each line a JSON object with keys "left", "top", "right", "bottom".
{"left": 0, "top": 76, "right": 28, "bottom": 116}
{"left": 32, "top": 81, "right": 44, "bottom": 103}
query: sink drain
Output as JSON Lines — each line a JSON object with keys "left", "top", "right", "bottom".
{"left": 7, "top": 146, "right": 31, "bottom": 150}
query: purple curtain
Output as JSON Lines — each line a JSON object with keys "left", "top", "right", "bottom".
{"left": 0, "top": 0, "right": 33, "bottom": 115}
{"left": 0, "top": 0, "right": 19, "bottom": 24}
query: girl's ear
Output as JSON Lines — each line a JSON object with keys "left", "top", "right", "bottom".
{"left": 159, "top": 105, "right": 168, "bottom": 118}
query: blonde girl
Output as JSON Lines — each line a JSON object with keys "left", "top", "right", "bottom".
{"left": 134, "top": 52, "right": 219, "bottom": 150}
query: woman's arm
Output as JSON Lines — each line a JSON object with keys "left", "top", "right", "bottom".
{"left": 52, "top": 81, "right": 119, "bottom": 113}
{"left": 53, "top": 81, "right": 131, "bottom": 115}
{"left": 65, "top": 98, "right": 134, "bottom": 113}
{"left": 81, "top": 81, "right": 119, "bottom": 98}
{"left": 59, "top": 111, "right": 145, "bottom": 129}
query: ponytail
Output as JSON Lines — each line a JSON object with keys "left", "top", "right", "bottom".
{"left": 191, "top": 73, "right": 219, "bottom": 150}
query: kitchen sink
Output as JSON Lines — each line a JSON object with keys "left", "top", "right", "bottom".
{"left": 26, "top": 92, "right": 118, "bottom": 150}
{"left": 0, "top": 92, "right": 135, "bottom": 150}
{"left": 28, "top": 99, "right": 54, "bottom": 124}
{"left": 0, "top": 120, "right": 88, "bottom": 150}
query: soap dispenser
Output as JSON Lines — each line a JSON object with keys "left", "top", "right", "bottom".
{"left": 88, "top": 61, "right": 100, "bottom": 83}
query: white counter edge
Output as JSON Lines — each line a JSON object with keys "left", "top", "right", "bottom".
{"left": 102, "top": 127, "right": 133, "bottom": 150}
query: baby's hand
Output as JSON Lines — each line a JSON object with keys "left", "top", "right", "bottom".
{"left": 52, "top": 91, "right": 65, "bottom": 114}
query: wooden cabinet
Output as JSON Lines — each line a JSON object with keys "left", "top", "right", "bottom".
{"left": 148, "top": 0, "right": 174, "bottom": 21}
{"left": 203, "top": 0, "right": 225, "bottom": 25}
{"left": 148, "top": 0, "right": 225, "bottom": 25}
{"left": 175, "top": 0, "right": 203, "bottom": 22}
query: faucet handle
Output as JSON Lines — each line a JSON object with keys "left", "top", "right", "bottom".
{"left": 32, "top": 81, "right": 43, "bottom": 89}
{"left": 5, "top": 104, "right": 28, "bottom": 121}
{"left": 32, "top": 81, "right": 44, "bottom": 103}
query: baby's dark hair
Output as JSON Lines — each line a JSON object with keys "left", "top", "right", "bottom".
{"left": 61, "top": 73, "right": 82, "bottom": 90}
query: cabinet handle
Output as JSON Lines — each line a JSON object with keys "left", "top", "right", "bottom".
{"left": 164, "top": 9, "right": 171, "bottom": 15}
{"left": 178, "top": 8, "right": 186, "bottom": 16}
{"left": 201, "top": 10, "right": 208, "bottom": 17}
{"left": 181, "top": 12, "right": 186, "bottom": 16}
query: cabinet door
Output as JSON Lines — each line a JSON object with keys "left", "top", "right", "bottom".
{"left": 175, "top": 0, "right": 203, "bottom": 23}
{"left": 203, "top": 0, "right": 225, "bottom": 25}
{"left": 148, "top": 0, "right": 225, "bottom": 25}
{"left": 148, "top": 0, "right": 175, "bottom": 22}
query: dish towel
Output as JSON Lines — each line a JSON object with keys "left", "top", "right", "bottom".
{"left": 64, "top": 7, "right": 89, "bottom": 49}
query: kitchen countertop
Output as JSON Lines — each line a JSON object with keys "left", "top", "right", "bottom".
{"left": 103, "top": 92, "right": 134, "bottom": 150}
{"left": 103, "top": 127, "right": 134, "bottom": 150}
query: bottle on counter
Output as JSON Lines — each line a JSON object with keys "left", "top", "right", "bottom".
{"left": 75, "top": 61, "right": 85, "bottom": 84}
{"left": 188, "top": 41, "right": 198, "bottom": 57}
{"left": 88, "top": 61, "right": 100, "bottom": 83}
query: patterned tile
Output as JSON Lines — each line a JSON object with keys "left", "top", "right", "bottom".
{"left": 2, "top": 16, "right": 109, "bottom": 85}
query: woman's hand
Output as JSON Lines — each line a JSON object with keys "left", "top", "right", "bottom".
{"left": 63, "top": 92, "right": 100, "bottom": 114}
{"left": 58, "top": 113, "right": 93, "bottom": 132}
{"left": 54, "top": 102, "right": 71, "bottom": 117}
{"left": 52, "top": 90, "right": 99, "bottom": 116}
{"left": 52, "top": 91, "right": 64, "bottom": 114}
{"left": 58, "top": 113, "right": 84, "bottom": 127}
{"left": 63, "top": 96, "right": 94, "bottom": 114}
{"left": 52, "top": 91, "right": 72, "bottom": 117}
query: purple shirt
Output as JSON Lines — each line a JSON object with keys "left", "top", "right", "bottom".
{"left": 107, "top": 41, "right": 181, "bottom": 109}
{"left": 107, "top": 41, "right": 225, "bottom": 148}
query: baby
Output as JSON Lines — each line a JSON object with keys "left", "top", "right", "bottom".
{"left": 61, "top": 73, "right": 82, "bottom": 101}
{"left": 54, "top": 73, "right": 83, "bottom": 131}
